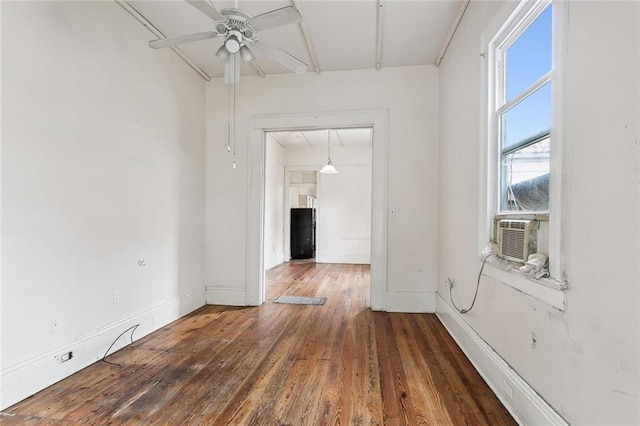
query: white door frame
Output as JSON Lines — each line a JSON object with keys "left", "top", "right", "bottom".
{"left": 246, "top": 109, "right": 389, "bottom": 310}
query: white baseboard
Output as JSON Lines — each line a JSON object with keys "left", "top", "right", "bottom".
{"left": 436, "top": 293, "right": 567, "bottom": 426}
{"left": 385, "top": 291, "right": 436, "bottom": 313}
{"left": 0, "top": 288, "right": 206, "bottom": 411}
{"left": 205, "top": 287, "right": 246, "bottom": 306}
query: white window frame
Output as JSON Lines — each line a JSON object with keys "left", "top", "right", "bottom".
{"left": 493, "top": 0, "right": 552, "bottom": 215}
{"left": 480, "top": 0, "right": 568, "bottom": 309}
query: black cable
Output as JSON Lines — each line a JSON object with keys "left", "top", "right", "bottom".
{"left": 449, "top": 255, "right": 494, "bottom": 314}
{"left": 102, "top": 324, "right": 139, "bottom": 367}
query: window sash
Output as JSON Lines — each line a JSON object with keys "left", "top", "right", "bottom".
{"left": 493, "top": 0, "right": 552, "bottom": 110}
{"left": 496, "top": 71, "right": 551, "bottom": 116}
{"left": 494, "top": 2, "right": 552, "bottom": 215}
{"left": 502, "top": 130, "right": 550, "bottom": 156}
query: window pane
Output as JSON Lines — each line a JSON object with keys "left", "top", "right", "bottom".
{"left": 505, "top": 5, "right": 552, "bottom": 101}
{"left": 502, "top": 82, "right": 551, "bottom": 152}
{"left": 501, "top": 138, "right": 550, "bottom": 211}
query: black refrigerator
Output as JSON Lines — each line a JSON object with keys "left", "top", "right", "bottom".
{"left": 290, "top": 208, "right": 315, "bottom": 260}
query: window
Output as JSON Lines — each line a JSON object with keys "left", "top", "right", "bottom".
{"left": 483, "top": 0, "right": 567, "bottom": 309}
{"left": 493, "top": 1, "right": 552, "bottom": 213}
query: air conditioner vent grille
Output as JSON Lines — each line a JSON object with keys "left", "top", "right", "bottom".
{"left": 497, "top": 219, "right": 534, "bottom": 263}
{"left": 499, "top": 220, "right": 526, "bottom": 230}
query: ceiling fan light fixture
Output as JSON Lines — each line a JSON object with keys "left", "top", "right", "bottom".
{"left": 239, "top": 45, "right": 255, "bottom": 63}
{"left": 148, "top": 3, "right": 311, "bottom": 169}
{"left": 224, "top": 34, "right": 241, "bottom": 53}
{"left": 215, "top": 45, "right": 229, "bottom": 60}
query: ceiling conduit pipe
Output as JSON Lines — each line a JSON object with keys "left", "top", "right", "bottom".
{"left": 375, "top": 0, "right": 384, "bottom": 70}
{"left": 115, "top": 0, "right": 212, "bottom": 81}
{"left": 291, "top": 0, "right": 321, "bottom": 75}
{"left": 435, "top": 0, "right": 470, "bottom": 67}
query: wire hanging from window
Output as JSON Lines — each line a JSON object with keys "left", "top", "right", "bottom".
{"left": 506, "top": 152, "right": 521, "bottom": 210}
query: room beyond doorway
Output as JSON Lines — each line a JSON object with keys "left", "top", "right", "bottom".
{"left": 247, "top": 110, "right": 388, "bottom": 310}
{"left": 263, "top": 127, "right": 373, "bottom": 300}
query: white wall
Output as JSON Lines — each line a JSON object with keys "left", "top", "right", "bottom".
{"left": 289, "top": 184, "right": 316, "bottom": 208}
{"left": 1, "top": 1, "right": 206, "bottom": 409}
{"left": 317, "top": 165, "right": 371, "bottom": 264}
{"left": 264, "top": 136, "right": 286, "bottom": 270}
{"left": 206, "top": 66, "right": 439, "bottom": 310}
{"left": 285, "top": 144, "right": 372, "bottom": 264}
{"left": 437, "top": 1, "right": 639, "bottom": 424}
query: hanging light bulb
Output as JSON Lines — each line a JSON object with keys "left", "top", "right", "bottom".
{"left": 320, "top": 129, "right": 338, "bottom": 174}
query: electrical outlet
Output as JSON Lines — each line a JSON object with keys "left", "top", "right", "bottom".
{"left": 113, "top": 291, "right": 120, "bottom": 304}
{"left": 56, "top": 351, "right": 73, "bottom": 363}
{"left": 51, "top": 318, "right": 61, "bottom": 333}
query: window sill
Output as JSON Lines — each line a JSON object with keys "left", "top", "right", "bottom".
{"left": 483, "top": 261, "right": 568, "bottom": 310}
{"left": 495, "top": 212, "right": 549, "bottom": 221}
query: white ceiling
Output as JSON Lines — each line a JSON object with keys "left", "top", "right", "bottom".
{"left": 269, "top": 128, "right": 372, "bottom": 148}
{"left": 126, "top": 0, "right": 465, "bottom": 79}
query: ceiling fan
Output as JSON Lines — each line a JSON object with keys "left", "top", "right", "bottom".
{"left": 148, "top": 0, "right": 309, "bottom": 83}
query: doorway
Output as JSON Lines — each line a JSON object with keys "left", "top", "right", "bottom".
{"left": 246, "top": 110, "right": 388, "bottom": 310}
{"left": 286, "top": 170, "right": 317, "bottom": 262}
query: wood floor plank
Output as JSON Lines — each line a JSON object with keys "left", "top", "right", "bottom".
{"left": 375, "top": 312, "right": 420, "bottom": 425}
{"left": 206, "top": 306, "right": 318, "bottom": 424}
{"left": 390, "top": 314, "right": 453, "bottom": 425}
{"left": 2, "top": 262, "right": 516, "bottom": 426}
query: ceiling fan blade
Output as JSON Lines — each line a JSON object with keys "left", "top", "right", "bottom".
{"left": 149, "top": 31, "right": 219, "bottom": 49}
{"left": 246, "top": 6, "right": 302, "bottom": 32}
{"left": 185, "top": 0, "right": 226, "bottom": 21}
{"left": 254, "top": 40, "right": 308, "bottom": 74}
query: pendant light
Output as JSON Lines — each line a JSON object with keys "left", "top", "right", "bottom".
{"left": 320, "top": 129, "right": 338, "bottom": 174}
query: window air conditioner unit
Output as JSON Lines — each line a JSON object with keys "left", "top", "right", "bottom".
{"left": 497, "top": 219, "right": 534, "bottom": 263}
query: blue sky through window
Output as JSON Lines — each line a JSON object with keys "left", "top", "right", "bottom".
{"left": 505, "top": 5, "right": 552, "bottom": 101}
{"left": 502, "top": 4, "right": 552, "bottom": 149}
{"left": 503, "top": 82, "right": 551, "bottom": 150}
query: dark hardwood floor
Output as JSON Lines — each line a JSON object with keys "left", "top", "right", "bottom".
{"left": 1, "top": 262, "right": 515, "bottom": 425}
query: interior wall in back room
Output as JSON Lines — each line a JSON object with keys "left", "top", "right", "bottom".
{"left": 316, "top": 164, "right": 372, "bottom": 265}
{"left": 283, "top": 143, "right": 372, "bottom": 265}
{"left": 437, "top": 1, "right": 639, "bottom": 424}
{"left": 264, "top": 136, "right": 286, "bottom": 270}
{"left": 205, "top": 66, "right": 439, "bottom": 310}
{"left": 1, "top": 1, "right": 206, "bottom": 409}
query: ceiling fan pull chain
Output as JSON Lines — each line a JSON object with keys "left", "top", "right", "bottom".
{"left": 232, "top": 66, "right": 237, "bottom": 169}
{"left": 227, "top": 79, "right": 232, "bottom": 153}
